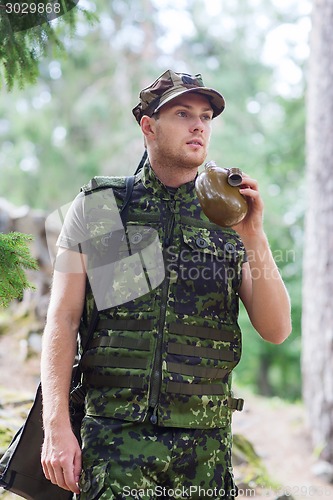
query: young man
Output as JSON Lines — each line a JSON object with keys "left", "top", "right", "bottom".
{"left": 41, "top": 70, "right": 291, "bottom": 499}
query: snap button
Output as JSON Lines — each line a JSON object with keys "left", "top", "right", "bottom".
{"left": 196, "top": 237, "right": 208, "bottom": 249}
{"left": 130, "top": 232, "right": 143, "bottom": 244}
{"left": 82, "top": 479, "right": 91, "bottom": 492}
{"left": 79, "top": 473, "right": 91, "bottom": 493}
{"left": 101, "top": 233, "right": 112, "bottom": 246}
{"left": 225, "top": 242, "right": 236, "bottom": 254}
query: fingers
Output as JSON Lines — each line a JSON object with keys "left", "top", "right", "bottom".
{"left": 74, "top": 450, "right": 82, "bottom": 484}
{"left": 239, "top": 173, "right": 258, "bottom": 191}
{"left": 42, "top": 461, "right": 70, "bottom": 491}
{"left": 41, "top": 429, "right": 82, "bottom": 494}
{"left": 63, "top": 461, "right": 81, "bottom": 494}
{"left": 231, "top": 172, "right": 265, "bottom": 237}
{"left": 42, "top": 456, "right": 81, "bottom": 494}
{"left": 54, "top": 466, "right": 70, "bottom": 491}
{"left": 238, "top": 174, "right": 264, "bottom": 209}
{"left": 239, "top": 185, "right": 260, "bottom": 202}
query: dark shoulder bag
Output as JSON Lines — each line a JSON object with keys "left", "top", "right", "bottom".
{"left": 0, "top": 302, "right": 99, "bottom": 500}
{"left": 0, "top": 176, "right": 135, "bottom": 499}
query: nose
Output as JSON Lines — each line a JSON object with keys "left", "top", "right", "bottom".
{"left": 189, "top": 116, "right": 204, "bottom": 133}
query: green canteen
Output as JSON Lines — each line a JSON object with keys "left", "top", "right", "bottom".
{"left": 195, "top": 161, "right": 248, "bottom": 227}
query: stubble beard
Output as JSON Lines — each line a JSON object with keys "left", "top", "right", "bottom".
{"left": 155, "top": 142, "right": 208, "bottom": 175}
{"left": 150, "top": 122, "right": 210, "bottom": 182}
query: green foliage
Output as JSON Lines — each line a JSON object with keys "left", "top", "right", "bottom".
{"left": 0, "top": 232, "right": 38, "bottom": 308}
{"left": 178, "top": 0, "right": 306, "bottom": 401}
{"left": 0, "top": 0, "right": 306, "bottom": 399}
{"left": 0, "top": 1, "right": 97, "bottom": 91}
{"left": 237, "top": 312, "right": 302, "bottom": 401}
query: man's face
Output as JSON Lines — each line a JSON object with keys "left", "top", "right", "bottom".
{"left": 150, "top": 92, "right": 213, "bottom": 170}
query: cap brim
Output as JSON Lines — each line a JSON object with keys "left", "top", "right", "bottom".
{"left": 154, "top": 87, "right": 225, "bottom": 117}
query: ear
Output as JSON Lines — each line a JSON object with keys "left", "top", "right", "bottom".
{"left": 140, "top": 115, "right": 156, "bottom": 139}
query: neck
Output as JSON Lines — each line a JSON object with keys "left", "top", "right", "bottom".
{"left": 155, "top": 167, "right": 197, "bottom": 188}
{"left": 148, "top": 158, "right": 199, "bottom": 188}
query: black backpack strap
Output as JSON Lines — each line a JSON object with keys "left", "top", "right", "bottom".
{"left": 134, "top": 150, "right": 147, "bottom": 175}
{"left": 120, "top": 175, "right": 135, "bottom": 225}
{"left": 72, "top": 302, "right": 99, "bottom": 387}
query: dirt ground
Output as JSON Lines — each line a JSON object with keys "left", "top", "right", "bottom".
{"left": 232, "top": 389, "right": 333, "bottom": 499}
{"left": 1, "top": 332, "right": 333, "bottom": 500}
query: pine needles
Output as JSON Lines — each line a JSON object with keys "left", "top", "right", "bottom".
{"left": 0, "top": 232, "right": 38, "bottom": 308}
{"left": 0, "top": 2, "right": 97, "bottom": 90}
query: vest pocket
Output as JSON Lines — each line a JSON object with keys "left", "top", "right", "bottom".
{"left": 158, "top": 320, "right": 242, "bottom": 427}
{"left": 79, "top": 461, "right": 108, "bottom": 499}
{"left": 158, "top": 392, "right": 232, "bottom": 428}
{"left": 87, "top": 225, "right": 163, "bottom": 312}
{"left": 173, "top": 226, "right": 242, "bottom": 321}
{"left": 82, "top": 325, "right": 153, "bottom": 420}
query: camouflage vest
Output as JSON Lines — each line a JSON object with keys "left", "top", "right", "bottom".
{"left": 79, "top": 162, "right": 245, "bottom": 429}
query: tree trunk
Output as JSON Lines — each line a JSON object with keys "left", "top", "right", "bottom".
{"left": 302, "top": 0, "right": 333, "bottom": 463}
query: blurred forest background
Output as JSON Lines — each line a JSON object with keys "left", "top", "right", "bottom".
{"left": 0, "top": 0, "right": 308, "bottom": 400}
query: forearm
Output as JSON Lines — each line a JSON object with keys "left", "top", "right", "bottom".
{"left": 41, "top": 250, "right": 86, "bottom": 431}
{"left": 40, "top": 251, "right": 85, "bottom": 494}
{"left": 41, "top": 309, "right": 79, "bottom": 430}
{"left": 40, "top": 310, "right": 82, "bottom": 494}
{"left": 241, "top": 232, "right": 292, "bottom": 343}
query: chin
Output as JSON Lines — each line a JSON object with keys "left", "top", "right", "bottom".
{"left": 186, "top": 153, "right": 207, "bottom": 168}
{"left": 180, "top": 160, "right": 202, "bottom": 170}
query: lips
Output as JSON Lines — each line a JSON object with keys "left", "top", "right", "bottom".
{"left": 187, "top": 138, "right": 204, "bottom": 147}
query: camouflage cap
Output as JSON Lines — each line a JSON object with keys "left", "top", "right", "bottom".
{"left": 132, "top": 69, "right": 225, "bottom": 124}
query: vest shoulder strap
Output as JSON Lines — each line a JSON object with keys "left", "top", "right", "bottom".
{"left": 81, "top": 176, "right": 127, "bottom": 194}
{"left": 81, "top": 172, "right": 141, "bottom": 194}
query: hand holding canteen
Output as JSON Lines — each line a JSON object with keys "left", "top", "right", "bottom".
{"left": 195, "top": 161, "right": 248, "bottom": 227}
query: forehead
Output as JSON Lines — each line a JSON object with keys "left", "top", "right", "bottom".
{"left": 161, "top": 92, "right": 213, "bottom": 112}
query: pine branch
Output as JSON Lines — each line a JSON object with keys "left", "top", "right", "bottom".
{"left": 0, "top": 232, "right": 39, "bottom": 308}
{"left": 0, "top": 2, "right": 97, "bottom": 90}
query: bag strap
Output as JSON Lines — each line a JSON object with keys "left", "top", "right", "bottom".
{"left": 134, "top": 150, "right": 147, "bottom": 176}
{"left": 72, "top": 302, "right": 99, "bottom": 387}
{"left": 120, "top": 175, "right": 135, "bottom": 226}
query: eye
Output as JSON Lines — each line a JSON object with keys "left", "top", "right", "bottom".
{"left": 177, "top": 110, "right": 188, "bottom": 118}
{"left": 202, "top": 114, "right": 213, "bottom": 121}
